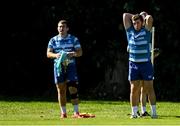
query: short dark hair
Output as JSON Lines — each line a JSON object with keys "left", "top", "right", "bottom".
{"left": 131, "top": 14, "right": 143, "bottom": 22}
{"left": 58, "top": 20, "right": 69, "bottom": 27}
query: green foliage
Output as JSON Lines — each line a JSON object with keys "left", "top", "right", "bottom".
{"left": 6, "top": 0, "right": 180, "bottom": 101}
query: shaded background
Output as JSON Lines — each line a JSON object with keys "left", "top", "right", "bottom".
{"left": 4, "top": 0, "right": 180, "bottom": 101}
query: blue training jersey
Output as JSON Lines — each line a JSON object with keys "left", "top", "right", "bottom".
{"left": 47, "top": 34, "right": 81, "bottom": 64}
{"left": 126, "top": 26, "right": 151, "bottom": 62}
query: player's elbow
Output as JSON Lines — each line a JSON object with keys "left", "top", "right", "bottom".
{"left": 123, "top": 13, "right": 132, "bottom": 19}
{"left": 123, "top": 13, "right": 128, "bottom": 20}
{"left": 123, "top": 13, "right": 128, "bottom": 17}
{"left": 47, "top": 52, "right": 51, "bottom": 58}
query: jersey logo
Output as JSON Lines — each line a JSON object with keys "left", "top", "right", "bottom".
{"left": 134, "top": 31, "right": 146, "bottom": 38}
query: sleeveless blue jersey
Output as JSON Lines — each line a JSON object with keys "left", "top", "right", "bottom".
{"left": 126, "top": 26, "right": 151, "bottom": 62}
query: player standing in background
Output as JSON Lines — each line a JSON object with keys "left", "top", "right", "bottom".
{"left": 123, "top": 12, "right": 158, "bottom": 119}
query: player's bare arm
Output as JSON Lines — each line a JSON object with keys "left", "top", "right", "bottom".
{"left": 47, "top": 48, "right": 60, "bottom": 59}
{"left": 144, "top": 15, "right": 153, "bottom": 31}
{"left": 67, "top": 48, "right": 83, "bottom": 58}
{"left": 123, "top": 13, "right": 133, "bottom": 30}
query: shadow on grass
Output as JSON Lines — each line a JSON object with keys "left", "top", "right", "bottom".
{"left": 160, "top": 115, "right": 180, "bottom": 118}
{"left": 0, "top": 94, "right": 129, "bottom": 103}
{"left": 0, "top": 95, "right": 57, "bottom": 102}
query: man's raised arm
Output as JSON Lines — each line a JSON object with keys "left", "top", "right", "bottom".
{"left": 140, "top": 11, "right": 153, "bottom": 31}
{"left": 123, "top": 13, "right": 133, "bottom": 30}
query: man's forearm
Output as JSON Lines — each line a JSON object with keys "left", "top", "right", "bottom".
{"left": 145, "top": 15, "right": 153, "bottom": 25}
{"left": 47, "top": 52, "right": 58, "bottom": 59}
{"left": 123, "top": 13, "right": 134, "bottom": 29}
{"left": 145, "top": 15, "right": 153, "bottom": 30}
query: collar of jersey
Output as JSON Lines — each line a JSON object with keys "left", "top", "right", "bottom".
{"left": 58, "top": 34, "right": 71, "bottom": 40}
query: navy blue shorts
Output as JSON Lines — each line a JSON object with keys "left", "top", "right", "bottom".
{"left": 54, "top": 63, "right": 78, "bottom": 84}
{"left": 128, "top": 61, "right": 153, "bottom": 81}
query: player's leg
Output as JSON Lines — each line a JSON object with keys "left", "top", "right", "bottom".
{"left": 56, "top": 83, "right": 67, "bottom": 118}
{"left": 128, "top": 61, "right": 142, "bottom": 118}
{"left": 67, "top": 81, "right": 80, "bottom": 117}
{"left": 54, "top": 64, "right": 67, "bottom": 118}
{"left": 141, "top": 61, "right": 157, "bottom": 118}
{"left": 140, "top": 80, "right": 150, "bottom": 116}
{"left": 143, "top": 80, "right": 157, "bottom": 118}
{"left": 66, "top": 64, "right": 80, "bottom": 118}
{"left": 130, "top": 80, "right": 141, "bottom": 118}
{"left": 140, "top": 81, "right": 146, "bottom": 113}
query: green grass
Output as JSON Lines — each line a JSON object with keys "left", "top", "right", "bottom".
{"left": 0, "top": 98, "right": 180, "bottom": 125}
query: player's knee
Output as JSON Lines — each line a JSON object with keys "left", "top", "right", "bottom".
{"left": 70, "top": 92, "right": 79, "bottom": 99}
{"left": 67, "top": 81, "right": 79, "bottom": 99}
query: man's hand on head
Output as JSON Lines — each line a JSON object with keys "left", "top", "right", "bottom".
{"left": 140, "top": 11, "right": 148, "bottom": 20}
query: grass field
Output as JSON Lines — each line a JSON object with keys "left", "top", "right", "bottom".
{"left": 0, "top": 97, "right": 180, "bottom": 125}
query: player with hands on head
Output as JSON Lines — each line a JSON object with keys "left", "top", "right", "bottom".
{"left": 123, "top": 11, "right": 158, "bottom": 119}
